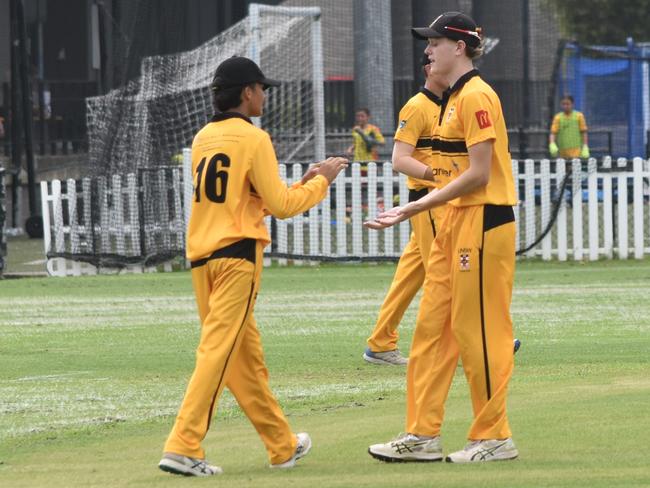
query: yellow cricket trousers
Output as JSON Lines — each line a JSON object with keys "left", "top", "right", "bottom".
{"left": 164, "top": 238, "right": 297, "bottom": 464}
{"left": 367, "top": 189, "right": 444, "bottom": 352}
{"left": 406, "top": 204, "right": 515, "bottom": 440}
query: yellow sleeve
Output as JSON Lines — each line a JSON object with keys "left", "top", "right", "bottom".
{"left": 578, "top": 112, "right": 588, "bottom": 131}
{"left": 460, "top": 91, "right": 498, "bottom": 148}
{"left": 550, "top": 114, "right": 560, "bottom": 134}
{"left": 249, "top": 133, "right": 329, "bottom": 219}
{"left": 394, "top": 101, "right": 426, "bottom": 146}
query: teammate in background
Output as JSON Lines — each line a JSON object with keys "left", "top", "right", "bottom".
{"left": 366, "top": 12, "right": 519, "bottom": 463}
{"left": 549, "top": 95, "right": 589, "bottom": 159}
{"left": 346, "top": 108, "right": 385, "bottom": 167}
{"left": 159, "top": 56, "right": 347, "bottom": 477}
{"left": 363, "top": 54, "right": 448, "bottom": 366}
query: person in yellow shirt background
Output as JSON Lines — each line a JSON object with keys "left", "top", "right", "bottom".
{"left": 346, "top": 108, "right": 385, "bottom": 166}
{"left": 549, "top": 94, "right": 589, "bottom": 159}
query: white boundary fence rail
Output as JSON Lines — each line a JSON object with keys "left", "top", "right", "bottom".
{"left": 41, "top": 156, "right": 650, "bottom": 276}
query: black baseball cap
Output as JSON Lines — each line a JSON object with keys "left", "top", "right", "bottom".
{"left": 411, "top": 12, "right": 482, "bottom": 48}
{"left": 211, "top": 56, "right": 280, "bottom": 91}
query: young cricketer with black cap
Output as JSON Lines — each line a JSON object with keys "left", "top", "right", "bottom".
{"left": 366, "top": 12, "right": 519, "bottom": 463}
{"left": 159, "top": 56, "right": 347, "bottom": 476}
{"left": 363, "top": 54, "right": 448, "bottom": 366}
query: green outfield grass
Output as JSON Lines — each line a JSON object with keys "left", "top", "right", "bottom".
{"left": 1, "top": 260, "right": 649, "bottom": 487}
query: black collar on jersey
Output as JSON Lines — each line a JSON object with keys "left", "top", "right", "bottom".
{"left": 447, "top": 68, "right": 480, "bottom": 96}
{"left": 438, "top": 68, "right": 481, "bottom": 126}
{"left": 420, "top": 87, "right": 442, "bottom": 106}
{"left": 210, "top": 111, "right": 253, "bottom": 125}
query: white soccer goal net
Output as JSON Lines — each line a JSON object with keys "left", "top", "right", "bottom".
{"left": 86, "top": 3, "right": 325, "bottom": 176}
{"left": 43, "top": 4, "right": 326, "bottom": 271}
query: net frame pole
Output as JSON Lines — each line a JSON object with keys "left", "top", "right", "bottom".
{"left": 310, "top": 9, "right": 325, "bottom": 162}
{"left": 248, "top": 4, "right": 261, "bottom": 128}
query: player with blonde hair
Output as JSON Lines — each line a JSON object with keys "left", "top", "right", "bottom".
{"left": 367, "top": 12, "right": 519, "bottom": 463}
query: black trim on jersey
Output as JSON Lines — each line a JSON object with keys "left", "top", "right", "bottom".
{"left": 210, "top": 112, "right": 253, "bottom": 125}
{"left": 431, "top": 138, "right": 468, "bottom": 154}
{"left": 416, "top": 138, "right": 433, "bottom": 149}
{"left": 420, "top": 88, "right": 442, "bottom": 106}
{"left": 483, "top": 205, "right": 515, "bottom": 232}
{"left": 191, "top": 238, "right": 256, "bottom": 268}
{"left": 408, "top": 188, "right": 428, "bottom": 202}
{"left": 206, "top": 270, "right": 257, "bottom": 432}
{"left": 438, "top": 69, "right": 481, "bottom": 126}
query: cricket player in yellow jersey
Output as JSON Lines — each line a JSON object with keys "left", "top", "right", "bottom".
{"left": 159, "top": 56, "right": 347, "bottom": 477}
{"left": 366, "top": 12, "right": 519, "bottom": 463}
{"left": 363, "top": 54, "right": 448, "bottom": 366}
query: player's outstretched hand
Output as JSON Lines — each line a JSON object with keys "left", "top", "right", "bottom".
{"left": 300, "top": 163, "right": 322, "bottom": 185}
{"left": 317, "top": 157, "right": 348, "bottom": 183}
{"left": 364, "top": 206, "right": 411, "bottom": 230}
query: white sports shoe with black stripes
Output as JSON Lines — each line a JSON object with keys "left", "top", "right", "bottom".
{"left": 445, "top": 438, "right": 518, "bottom": 463}
{"left": 158, "top": 453, "right": 223, "bottom": 476}
{"left": 368, "top": 433, "right": 443, "bottom": 462}
{"left": 270, "top": 432, "right": 312, "bottom": 469}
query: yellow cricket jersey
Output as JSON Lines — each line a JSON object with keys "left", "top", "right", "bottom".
{"left": 394, "top": 88, "right": 450, "bottom": 190}
{"left": 352, "top": 123, "right": 384, "bottom": 161}
{"left": 187, "top": 112, "right": 329, "bottom": 261}
{"left": 433, "top": 70, "right": 516, "bottom": 207}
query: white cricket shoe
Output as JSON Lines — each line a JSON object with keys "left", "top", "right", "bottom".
{"left": 158, "top": 453, "right": 223, "bottom": 476}
{"left": 270, "top": 432, "right": 312, "bottom": 469}
{"left": 363, "top": 348, "right": 408, "bottom": 365}
{"left": 368, "top": 433, "right": 443, "bottom": 462}
{"left": 445, "top": 438, "right": 518, "bottom": 463}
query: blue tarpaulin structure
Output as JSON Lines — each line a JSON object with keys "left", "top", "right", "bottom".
{"left": 558, "top": 40, "right": 650, "bottom": 158}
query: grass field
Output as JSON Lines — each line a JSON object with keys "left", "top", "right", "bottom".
{"left": 1, "top": 260, "right": 649, "bottom": 487}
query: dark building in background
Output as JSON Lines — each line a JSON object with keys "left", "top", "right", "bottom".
{"left": 0, "top": 0, "right": 562, "bottom": 161}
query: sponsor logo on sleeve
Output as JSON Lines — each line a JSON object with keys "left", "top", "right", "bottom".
{"left": 475, "top": 110, "right": 491, "bottom": 129}
{"left": 398, "top": 119, "right": 408, "bottom": 130}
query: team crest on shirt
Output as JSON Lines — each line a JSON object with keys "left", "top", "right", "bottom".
{"left": 398, "top": 119, "right": 408, "bottom": 130}
{"left": 459, "top": 248, "right": 471, "bottom": 271}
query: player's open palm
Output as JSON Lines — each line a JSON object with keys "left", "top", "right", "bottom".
{"left": 364, "top": 206, "right": 410, "bottom": 229}
{"left": 317, "top": 157, "right": 348, "bottom": 183}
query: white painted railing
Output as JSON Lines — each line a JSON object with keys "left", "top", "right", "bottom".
{"left": 41, "top": 156, "right": 650, "bottom": 276}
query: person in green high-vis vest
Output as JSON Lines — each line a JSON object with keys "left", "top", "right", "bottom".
{"left": 549, "top": 95, "right": 589, "bottom": 159}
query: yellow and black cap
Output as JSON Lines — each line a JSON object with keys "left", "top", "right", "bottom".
{"left": 211, "top": 56, "right": 280, "bottom": 91}
{"left": 411, "top": 11, "right": 482, "bottom": 48}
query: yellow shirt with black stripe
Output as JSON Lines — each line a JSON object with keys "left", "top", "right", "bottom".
{"left": 187, "top": 112, "right": 329, "bottom": 261}
{"left": 352, "top": 124, "right": 384, "bottom": 161}
{"left": 395, "top": 88, "right": 450, "bottom": 190}
{"left": 433, "top": 70, "right": 516, "bottom": 207}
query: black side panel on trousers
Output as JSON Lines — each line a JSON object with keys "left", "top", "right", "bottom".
{"left": 478, "top": 248, "right": 492, "bottom": 400}
{"left": 483, "top": 205, "right": 515, "bottom": 233}
{"left": 206, "top": 277, "right": 257, "bottom": 432}
{"left": 191, "top": 238, "right": 257, "bottom": 268}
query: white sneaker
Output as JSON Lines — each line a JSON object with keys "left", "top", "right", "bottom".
{"left": 158, "top": 453, "right": 223, "bottom": 476}
{"left": 445, "top": 438, "right": 518, "bottom": 463}
{"left": 368, "top": 433, "right": 443, "bottom": 462}
{"left": 363, "top": 348, "right": 408, "bottom": 365}
{"left": 270, "top": 432, "right": 312, "bottom": 469}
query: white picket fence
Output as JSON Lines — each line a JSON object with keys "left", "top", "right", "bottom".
{"left": 41, "top": 167, "right": 185, "bottom": 276}
{"left": 41, "top": 154, "right": 650, "bottom": 276}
